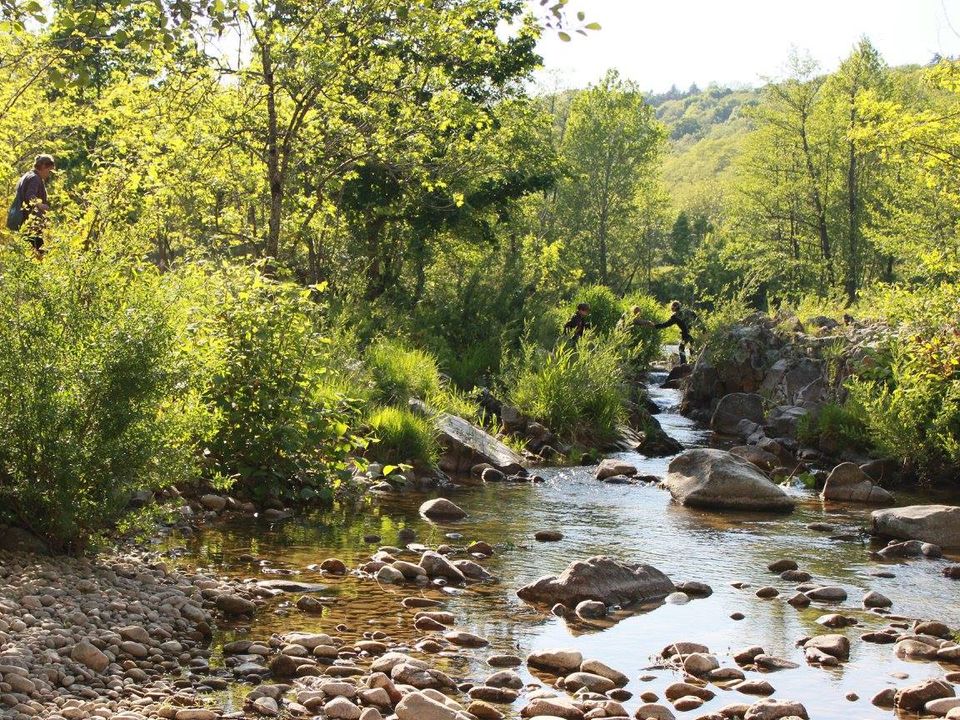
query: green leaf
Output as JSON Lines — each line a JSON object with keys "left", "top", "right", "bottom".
{"left": 558, "top": 31, "right": 571, "bottom": 42}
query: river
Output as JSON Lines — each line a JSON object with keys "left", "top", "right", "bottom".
{"left": 166, "top": 370, "right": 960, "bottom": 719}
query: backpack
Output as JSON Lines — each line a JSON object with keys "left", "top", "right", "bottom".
{"left": 6, "top": 175, "right": 26, "bottom": 232}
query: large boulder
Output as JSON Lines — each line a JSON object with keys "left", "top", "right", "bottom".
{"left": 711, "top": 393, "right": 765, "bottom": 435}
{"left": 766, "top": 405, "right": 809, "bottom": 439}
{"left": 665, "top": 449, "right": 795, "bottom": 513}
{"left": 419, "top": 498, "right": 467, "bottom": 521}
{"left": 871, "top": 505, "right": 960, "bottom": 548}
{"left": 434, "top": 411, "right": 526, "bottom": 475}
{"left": 821, "top": 463, "right": 894, "bottom": 504}
{"left": 516, "top": 555, "right": 674, "bottom": 608}
{"left": 595, "top": 459, "right": 637, "bottom": 480}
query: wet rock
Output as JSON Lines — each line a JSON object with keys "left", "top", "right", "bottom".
{"left": 444, "top": 630, "right": 488, "bottom": 648}
{"left": 468, "top": 541, "right": 495, "bottom": 556}
{"left": 565, "top": 672, "right": 616, "bottom": 694}
{"left": 894, "top": 679, "right": 955, "bottom": 711}
{"left": 754, "top": 655, "right": 799, "bottom": 671}
{"left": 871, "top": 689, "right": 896, "bottom": 708}
{"left": 803, "top": 634, "right": 850, "bottom": 661}
{"left": 767, "top": 559, "right": 798, "bottom": 573}
{"left": 682, "top": 653, "right": 720, "bottom": 675}
{"left": 665, "top": 449, "right": 795, "bottom": 512}
{"left": 596, "top": 459, "right": 637, "bottom": 480}
{"left": 786, "top": 592, "right": 810, "bottom": 608}
{"left": 817, "top": 613, "right": 856, "bottom": 629}
{"left": 419, "top": 498, "right": 468, "bottom": 521}
{"left": 730, "top": 446, "right": 779, "bottom": 472}
{"left": 216, "top": 593, "right": 256, "bottom": 615}
{"left": 420, "top": 551, "right": 467, "bottom": 584}
{"left": 675, "top": 581, "right": 712, "bottom": 597}
{"left": 861, "top": 630, "right": 897, "bottom": 644}
{"left": 755, "top": 586, "right": 778, "bottom": 599}
{"left": 320, "top": 558, "right": 348, "bottom": 575}
{"left": 944, "top": 564, "right": 960, "bottom": 579}
{"left": 481, "top": 468, "right": 506, "bottom": 483}
{"left": 672, "top": 696, "right": 703, "bottom": 712}
{"left": 454, "top": 559, "right": 493, "bottom": 581}
{"left": 894, "top": 639, "right": 939, "bottom": 660}
{"left": 396, "top": 691, "right": 464, "bottom": 720}
{"left": 469, "top": 686, "right": 518, "bottom": 704}
{"left": 734, "top": 646, "right": 765, "bottom": 666}
{"left": 535, "top": 530, "right": 563, "bottom": 542}
{"left": 576, "top": 600, "right": 608, "bottom": 619}
{"left": 821, "top": 462, "right": 894, "bottom": 504}
{"left": 780, "top": 569, "right": 811, "bottom": 582}
{"left": 326, "top": 697, "right": 362, "bottom": 720}
{"left": 929, "top": 699, "right": 960, "bottom": 715}
{"left": 915, "top": 620, "right": 952, "bottom": 638}
{"left": 488, "top": 654, "right": 523, "bottom": 668}
{"left": 804, "top": 586, "right": 847, "bottom": 602}
{"left": 200, "top": 493, "right": 227, "bottom": 511}
{"left": 734, "top": 680, "right": 775, "bottom": 696}
{"left": 863, "top": 590, "right": 892, "bottom": 608}
{"left": 633, "top": 703, "right": 675, "bottom": 720}
{"left": 521, "top": 696, "right": 584, "bottom": 720}
{"left": 871, "top": 505, "right": 960, "bottom": 547}
{"left": 711, "top": 393, "right": 765, "bottom": 435}
{"left": 665, "top": 683, "right": 715, "bottom": 702}
{"left": 376, "top": 565, "right": 404, "bottom": 585}
{"left": 252, "top": 697, "right": 280, "bottom": 716}
{"left": 469, "top": 701, "right": 503, "bottom": 720}
{"left": 527, "top": 648, "right": 584, "bottom": 674}
{"left": 581, "top": 659, "right": 628, "bottom": 686}
{"left": 743, "top": 699, "right": 809, "bottom": 720}
{"left": 517, "top": 556, "right": 674, "bottom": 607}
{"left": 665, "top": 591, "right": 690, "bottom": 604}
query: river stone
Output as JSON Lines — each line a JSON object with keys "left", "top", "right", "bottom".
{"left": 872, "top": 688, "right": 896, "bottom": 707}
{"left": 895, "top": 679, "right": 955, "bottom": 711}
{"left": 420, "top": 498, "right": 468, "bottom": 521}
{"left": 664, "top": 449, "right": 795, "bottom": 512}
{"left": 863, "top": 590, "right": 892, "bottom": 608}
{"left": 420, "top": 551, "right": 467, "bottom": 584}
{"left": 804, "top": 586, "right": 847, "bottom": 602}
{"left": 633, "top": 703, "right": 675, "bottom": 720}
{"left": 929, "top": 699, "right": 960, "bottom": 715}
{"left": 175, "top": 711, "right": 218, "bottom": 720}
{"left": 576, "top": 600, "right": 607, "bottom": 619}
{"left": 216, "top": 593, "right": 256, "bottom": 615}
{"left": 396, "top": 691, "right": 464, "bottom": 720}
{"left": 521, "top": 698, "right": 584, "bottom": 720}
{"left": 767, "top": 559, "right": 798, "bottom": 572}
{"left": 821, "top": 462, "right": 894, "bottom": 504}
{"left": 376, "top": 565, "right": 404, "bottom": 584}
{"left": 803, "top": 634, "right": 849, "bottom": 660}
{"left": 683, "top": 653, "right": 719, "bottom": 675}
{"left": 517, "top": 556, "right": 674, "bottom": 607}
{"left": 895, "top": 639, "right": 939, "bottom": 660}
{"left": 200, "top": 493, "right": 227, "bottom": 511}
{"left": 444, "top": 630, "right": 488, "bottom": 647}
{"left": 535, "top": 530, "right": 564, "bottom": 542}
{"left": 253, "top": 697, "right": 280, "bottom": 716}
{"left": 743, "top": 699, "right": 809, "bottom": 720}
{"left": 527, "top": 649, "right": 583, "bottom": 674}
{"left": 436, "top": 411, "right": 526, "bottom": 475}
{"left": 469, "top": 701, "right": 504, "bottom": 720}
{"left": 485, "top": 670, "right": 523, "bottom": 689}
{"left": 665, "top": 683, "right": 715, "bottom": 702}
{"left": 488, "top": 655, "right": 523, "bottom": 668}
{"left": 468, "top": 686, "right": 518, "bottom": 704}
{"left": 871, "top": 505, "right": 960, "bottom": 547}
{"left": 711, "top": 393, "right": 765, "bottom": 435}
{"left": 326, "top": 697, "right": 362, "bottom": 720}
{"left": 730, "top": 446, "right": 779, "bottom": 472}
{"left": 734, "top": 680, "right": 775, "bottom": 696}
{"left": 564, "top": 672, "right": 616, "bottom": 694}
{"left": 596, "top": 459, "right": 637, "bottom": 480}
{"left": 581, "top": 659, "right": 628, "bottom": 686}
{"left": 70, "top": 640, "right": 110, "bottom": 672}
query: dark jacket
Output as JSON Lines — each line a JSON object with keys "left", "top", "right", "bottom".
{"left": 655, "top": 308, "right": 697, "bottom": 341}
{"left": 564, "top": 312, "right": 591, "bottom": 340}
{"left": 17, "top": 170, "right": 47, "bottom": 222}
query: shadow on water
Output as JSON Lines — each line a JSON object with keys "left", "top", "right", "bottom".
{"left": 165, "top": 372, "right": 960, "bottom": 720}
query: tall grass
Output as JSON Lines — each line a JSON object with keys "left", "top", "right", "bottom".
{"left": 366, "top": 406, "right": 440, "bottom": 468}
{"left": 507, "top": 338, "right": 626, "bottom": 445}
{"left": 366, "top": 338, "right": 441, "bottom": 404}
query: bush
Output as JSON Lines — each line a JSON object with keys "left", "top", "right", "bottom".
{"left": 192, "top": 263, "right": 365, "bottom": 504}
{"left": 796, "top": 402, "right": 871, "bottom": 451}
{"left": 366, "top": 338, "right": 441, "bottom": 405}
{"left": 507, "top": 337, "right": 626, "bottom": 445}
{"left": 572, "top": 284, "right": 623, "bottom": 334}
{"left": 0, "top": 243, "right": 206, "bottom": 552}
{"left": 618, "top": 292, "right": 671, "bottom": 368}
{"left": 366, "top": 406, "right": 439, "bottom": 468}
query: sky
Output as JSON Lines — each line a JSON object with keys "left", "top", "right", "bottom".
{"left": 534, "top": 0, "right": 960, "bottom": 92}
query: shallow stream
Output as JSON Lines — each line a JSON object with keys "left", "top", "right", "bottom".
{"left": 165, "top": 371, "right": 960, "bottom": 720}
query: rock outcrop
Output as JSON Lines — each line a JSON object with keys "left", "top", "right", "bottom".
{"left": 821, "top": 462, "right": 894, "bottom": 504}
{"left": 516, "top": 555, "right": 674, "bottom": 609}
{"left": 665, "top": 449, "right": 795, "bottom": 512}
{"left": 434, "top": 412, "right": 526, "bottom": 475}
{"left": 871, "top": 505, "right": 960, "bottom": 548}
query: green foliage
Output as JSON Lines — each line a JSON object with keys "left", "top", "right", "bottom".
{"left": 0, "top": 241, "right": 206, "bottom": 552}
{"left": 796, "top": 403, "right": 871, "bottom": 451}
{"left": 366, "top": 406, "right": 439, "bottom": 469}
{"left": 366, "top": 338, "right": 441, "bottom": 405}
{"left": 572, "top": 284, "right": 622, "bottom": 334}
{"left": 507, "top": 338, "right": 626, "bottom": 445}
{"left": 191, "top": 263, "right": 365, "bottom": 505}
{"left": 619, "top": 292, "right": 670, "bottom": 367}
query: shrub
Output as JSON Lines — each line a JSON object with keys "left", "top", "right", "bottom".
{"left": 366, "top": 338, "right": 441, "bottom": 405}
{"left": 0, "top": 243, "right": 206, "bottom": 552}
{"left": 507, "top": 337, "right": 626, "bottom": 445}
{"left": 618, "top": 292, "right": 671, "bottom": 368}
{"left": 571, "top": 284, "right": 623, "bottom": 334}
{"left": 796, "top": 402, "right": 871, "bottom": 451}
{"left": 366, "top": 406, "right": 439, "bottom": 468}
{"left": 193, "top": 263, "right": 365, "bottom": 504}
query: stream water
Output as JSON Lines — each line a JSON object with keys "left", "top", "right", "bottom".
{"left": 164, "top": 371, "right": 960, "bottom": 720}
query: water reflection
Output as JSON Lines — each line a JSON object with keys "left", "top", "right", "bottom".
{"left": 166, "top": 379, "right": 960, "bottom": 720}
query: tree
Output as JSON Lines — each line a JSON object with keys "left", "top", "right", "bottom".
{"left": 555, "top": 69, "right": 665, "bottom": 286}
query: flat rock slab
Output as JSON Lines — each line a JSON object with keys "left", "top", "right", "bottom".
{"left": 516, "top": 555, "right": 674, "bottom": 608}
{"left": 256, "top": 580, "right": 328, "bottom": 593}
{"left": 665, "top": 449, "right": 795, "bottom": 512}
{"left": 871, "top": 505, "right": 960, "bottom": 548}
{"left": 436, "top": 412, "right": 526, "bottom": 474}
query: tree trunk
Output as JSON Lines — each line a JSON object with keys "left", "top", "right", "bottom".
{"left": 845, "top": 103, "right": 859, "bottom": 305}
{"left": 799, "top": 117, "right": 833, "bottom": 285}
{"left": 262, "top": 41, "right": 282, "bottom": 261}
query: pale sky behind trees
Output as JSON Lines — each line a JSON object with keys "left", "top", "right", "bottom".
{"left": 534, "top": 0, "right": 960, "bottom": 91}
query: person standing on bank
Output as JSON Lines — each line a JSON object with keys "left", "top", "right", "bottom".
{"left": 563, "top": 302, "right": 591, "bottom": 344}
{"left": 7, "top": 154, "right": 55, "bottom": 252}
{"left": 642, "top": 300, "right": 698, "bottom": 365}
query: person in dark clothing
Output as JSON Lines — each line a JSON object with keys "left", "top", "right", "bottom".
{"left": 645, "top": 300, "right": 698, "bottom": 364}
{"left": 563, "top": 302, "right": 591, "bottom": 343}
{"left": 8, "top": 154, "right": 55, "bottom": 252}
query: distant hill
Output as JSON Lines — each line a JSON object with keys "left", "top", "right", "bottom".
{"left": 646, "top": 84, "right": 761, "bottom": 217}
